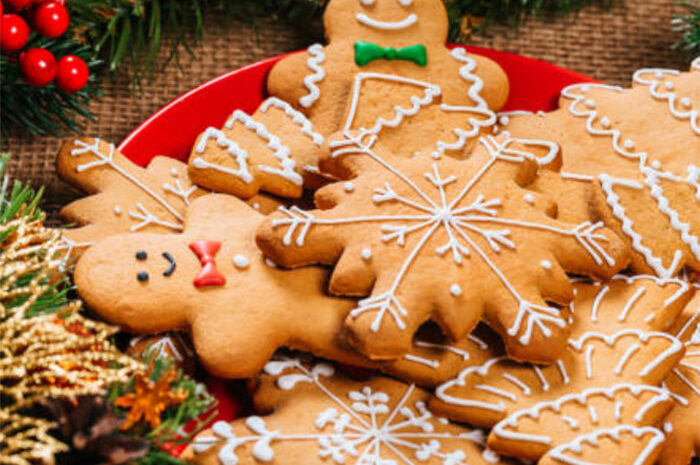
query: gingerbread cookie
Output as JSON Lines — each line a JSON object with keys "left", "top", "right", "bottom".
{"left": 658, "top": 294, "right": 700, "bottom": 465}
{"left": 430, "top": 275, "right": 691, "bottom": 426}
{"left": 187, "top": 97, "right": 330, "bottom": 199}
{"left": 257, "top": 132, "right": 629, "bottom": 364}
{"left": 74, "top": 194, "right": 376, "bottom": 378}
{"left": 183, "top": 357, "right": 505, "bottom": 465}
{"left": 126, "top": 332, "right": 197, "bottom": 375}
{"left": 498, "top": 60, "right": 699, "bottom": 278}
{"left": 56, "top": 138, "right": 283, "bottom": 266}
{"left": 267, "top": 0, "right": 508, "bottom": 153}
{"left": 538, "top": 424, "right": 665, "bottom": 465}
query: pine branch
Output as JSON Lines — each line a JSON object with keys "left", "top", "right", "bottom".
{"left": 0, "top": 38, "right": 101, "bottom": 137}
{"left": 672, "top": 1, "right": 700, "bottom": 54}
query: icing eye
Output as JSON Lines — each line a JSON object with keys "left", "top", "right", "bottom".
{"left": 137, "top": 271, "right": 149, "bottom": 282}
{"left": 136, "top": 250, "right": 148, "bottom": 260}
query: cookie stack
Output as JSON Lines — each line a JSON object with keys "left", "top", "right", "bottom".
{"left": 55, "top": 0, "right": 699, "bottom": 464}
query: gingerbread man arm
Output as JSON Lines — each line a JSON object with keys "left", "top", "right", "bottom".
{"left": 267, "top": 50, "right": 317, "bottom": 111}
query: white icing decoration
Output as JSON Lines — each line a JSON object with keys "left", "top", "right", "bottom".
{"left": 233, "top": 254, "right": 250, "bottom": 270}
{"left": 170, "top": 167, "right": 178, "bottom": 177}
{"left": 193, "top": 129, "right": 252, "bottom": 183}
{"left": 360, "top": 248, "right": 372, "bottom": 261}
{"left": 69, "top": 139, "right": 185, "bottom": 235}
{"left": 225, "top": 110, "right": 303, "bottom": 186}
{"left": 540, "top": 260, "right": 552, "bottom": 270}
{"left": 194, "top": 358, "right": 488, "bottom": 464}
{"left": 449, "top": 283, "right": 462, "bottom": 297}
{"left": 344, "top": 181, "right": 355, "bottom": 193}
{"left": 299, "top": 44, "right": 325, "bottom": 108}
{"left": 523, "top": 193, "right": 535, "bottom": 204}
{"left": 492, "top": 384, "right": 670, "bottom": 444}
{"left": 259, "top": 97, "right": 324, "bottom": 146}
{"left": 162, "top": 179, "right": 198, "bottom": 206}
{"left": 547, "top": 425, "right": 664, "bottom": 465}
{"left": 633, "top": 68, "right": 698, "bottom": 134}
{"left": 355, "top": 12, "right": 418, "bottom": 30}
{"left": 113, "top": 205, "right": 122, "bottom": 215}
{"left": 276, "top": 134, "right": 615, "bottom": 343}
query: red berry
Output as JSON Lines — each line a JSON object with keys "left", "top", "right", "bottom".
{"left": 19, "top": 47, "right": 56, "bottom": 86}
{"left": 56, "top": 54, "right": 89, "bottom": 92}
{"left": 4, "top": 0, "right": 33, "bottom": 10}
{"left": 1, "top": 13, "right": 29, "bottom": 52}
{"left": 33, "top": 1, "right": 68, "bottom": 38}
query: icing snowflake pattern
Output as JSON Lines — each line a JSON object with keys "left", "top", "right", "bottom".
{"left": 268, "top": 133, "right": 618, "bottom": 350}
{"left": 192, "top": 359, "right": 495, "bottom": 465}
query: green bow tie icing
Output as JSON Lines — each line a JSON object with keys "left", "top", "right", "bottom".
{"left": 354, "top": 41, "right": 428, "bottom": 67}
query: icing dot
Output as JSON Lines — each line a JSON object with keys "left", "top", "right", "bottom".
{"left": 233, "top": 254, "right": 250, "bottom": 270}
{"left": 136, "top": 250, "right": 147, "bottom": 260}
{"left": 113, "top": 205, "right": 122, "bottom": 215}
{"left": 499, "top": 115, "right": 510, "bottom": 126}
{"left": 600, "top": 117, "right": 611, "bottom": 128}
{"left": 344, "top": 182, "right": 355, "bottom": 193}
{"left": 137, "top": 271, "right": 149, "bottom": 282}
{"left": 264, "top": 258, "right": 278, "bottom": 269}
{"left": 665, "top": 81, "right": 674, "bottom": 90}
{"left": 361, "top": 248, "right": 372, "bottom": 261}
{"left": 450, "top": 284, "right": 462, "bottom": 297}
{"left": 585, "top": 99, "right": 596, "bottom": 108}
{"left": 170, "top": 167, "right": 178, "bottom": 177}
{"left": 651, "top": 160, "right": 661, "bottom": 169}
{"left": 681, "top": 97, "right": 692, "bottom": 108}
{"left": 523, "top": 193, "right": 535, "bottom": 204}
{"left": 623, "top": 139, "right": 635, "bottom": 150}
{"left": 252, "top": 203, "right": 260, "bottom": 210}
{"left": 540, "top": 260, "right": 552, "bottom": 270}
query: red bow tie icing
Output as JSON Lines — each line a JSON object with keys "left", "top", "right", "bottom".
{"left": 189, "top": 240, "right": 226, "bottom": 288}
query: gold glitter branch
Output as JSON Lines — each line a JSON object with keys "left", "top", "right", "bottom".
{"left": 0, "top": 200, "right": 141, "bottom": 464}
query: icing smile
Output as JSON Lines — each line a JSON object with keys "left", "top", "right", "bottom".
{"left": 355, "top": 12, "right": 417, "bottom": 30}
{"left": 162, "top": 252, "right": 176, "bottom": 277}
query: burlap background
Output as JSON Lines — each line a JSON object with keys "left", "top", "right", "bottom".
{"left": 4, "top": 0, "right": 694, "bottom": 218}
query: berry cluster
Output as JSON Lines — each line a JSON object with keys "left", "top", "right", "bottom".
{"left": 1, "top": 0, "right": 88, "bottom": 92}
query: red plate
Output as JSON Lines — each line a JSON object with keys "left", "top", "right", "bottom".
{"left": 115, "top": 46, "right": 595, "bottom": 435}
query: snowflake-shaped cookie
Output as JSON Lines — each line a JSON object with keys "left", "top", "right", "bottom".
{"left": 498, "top": 59, "right": 699, "bottom": 278}
{"left": 257, "top": 132, "right": 629, "bottom": 364}
{"left": 185, "top": 358, "right": 504, "bottom": 465}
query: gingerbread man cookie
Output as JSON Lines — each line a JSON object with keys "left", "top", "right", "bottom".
{"left": 187, "top": 97, "right": 331, "bottom": 199}
{"left": 73, "top": 194, "right": 376, "bottom": 378}
{"left": 498, "top": 59, "right": 699, "bottom": 278}
{"left": 257, "top": 132, "right": 629, "bottom": 364}
{"left": 184, "top": 357, "right": 505, "bottom": 465}
{"left": 267, "top": 0, "right": 509, "bottom": 143}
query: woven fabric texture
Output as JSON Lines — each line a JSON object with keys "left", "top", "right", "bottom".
{"left": 3, "top": 0, "right": 693, "bottom": 219}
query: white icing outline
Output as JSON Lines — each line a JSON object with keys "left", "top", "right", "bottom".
{"left": 633, "top": 68, "right": 698, "bottom": 135}
{"left": 492, "top": 384, "right": 670, "bottom": 445}
{"left": 547, "top": 424, "right": 664, "bottom": 465}
{"left": 260, "top": 97, "right": 324, "bottom": 147}
{"left": 299, "top": 44, "right": 325, "bottom": 108}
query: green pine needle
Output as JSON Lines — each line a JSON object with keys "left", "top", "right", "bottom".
{"left": 672, "top": 1, "right": 700, "bottom": 53}
{"left": 0, "top": 38, "right": 101, "bottom": 137}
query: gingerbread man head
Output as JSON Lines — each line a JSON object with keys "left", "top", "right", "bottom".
{"left": 324, "top": 0, "right": 449, "bottom": 47}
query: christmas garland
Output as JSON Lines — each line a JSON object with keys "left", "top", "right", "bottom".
{"left": 0, "top": 153, "right": 215, "bottom": 465}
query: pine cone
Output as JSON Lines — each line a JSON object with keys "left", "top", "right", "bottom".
{"left": 42, "top": 396, "right": 149, "bottom": 465}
